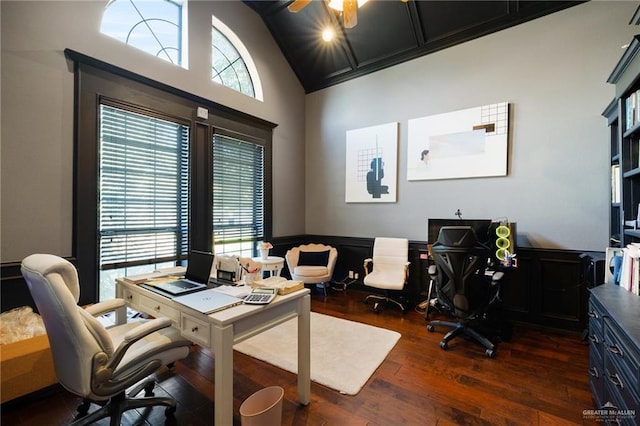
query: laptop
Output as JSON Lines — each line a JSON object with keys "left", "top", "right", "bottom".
{"left": 152, "top": 251, "right": 214, "bottom": 296}
{"left": 172, "top": 288, "right": 243, "bottom": 314}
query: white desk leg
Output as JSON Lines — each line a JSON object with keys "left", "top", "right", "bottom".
{"left": 115, "top": 285, "right": 127, "bottom": 325}
{"left": 297, "top": 294, "right": 311, "bottom": 405}
{"left": 213, "top": 323, "right": 234, "bottom": 425}
{"left": 114, "top": 304, "right": 127, "bottom": 326}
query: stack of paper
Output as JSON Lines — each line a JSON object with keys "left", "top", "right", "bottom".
{"left": 212, "top": 284, "right": 252, "bottom": 299}
{"left": 122, "top": 266, "right": 186, "bottom": 284}
{"left": 253, "top": 277, "right": 304, "bottom": 295}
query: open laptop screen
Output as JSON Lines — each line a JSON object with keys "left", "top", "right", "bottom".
{"left": 185, "top": 250, "right": 215, "bottom": 284}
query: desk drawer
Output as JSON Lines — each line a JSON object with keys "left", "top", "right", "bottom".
{"left": 605, "top": 322, "right": 640, "bottom": 400}
{"left": 120, "top": 287, "right": 140, "bottom": 306}
{"left": 604, "top": 367, "right": 639, "bottom": 426}
{"left": 138, "top": 297, "right": 180, "bottom": 323}
{"left": 180, "top": 314, "right": 211, "bottom": 347}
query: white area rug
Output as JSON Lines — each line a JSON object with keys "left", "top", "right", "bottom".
{"left": 234, "top": 312, "right": 401, "bottom": 395}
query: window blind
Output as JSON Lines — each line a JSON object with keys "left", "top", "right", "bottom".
{"left": 212, "top": 134, "right": 264, "bottom": 255}
{"left": 99, "top": 104, "right": 189, "bottom": 270}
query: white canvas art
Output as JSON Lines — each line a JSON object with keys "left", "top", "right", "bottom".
{"left": 345, "top": 122, "right": 398, "bottom": 203}
{"left": 407, "top": 102, "right": 510, "bottom": 181}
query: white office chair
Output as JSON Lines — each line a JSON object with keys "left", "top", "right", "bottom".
{"left": 363, "top": 237, "right": 410, "bottom": 313}
{"left": 20, "top": 254, "right": 192, "bottom": 425}
{"left": 285, "top": 244, "right": 338, "bottom": 295}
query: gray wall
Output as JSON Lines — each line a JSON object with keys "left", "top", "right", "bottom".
{"left": 0, "top": 1, "right": 306, "bottom": 263}
{"left": 2, "top": 1, "right": 637, "bottom": 265}
{"left": 304, "top": 1, "right": 638, "bottom": 252}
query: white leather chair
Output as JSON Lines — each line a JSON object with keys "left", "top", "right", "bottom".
{"left": 20, "top": 254, "right": 192, "bottom": 425}
{"left": 363, "top": 237, "right": 410, "bottom": 313}
{"left": 285, "top": 244, "right": 338, "bottom": 295}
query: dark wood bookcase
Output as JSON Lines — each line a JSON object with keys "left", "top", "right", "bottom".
{"left": 606, "top": 34, "right": 640, "bottom": 247}
{"left": 590, "top": 28, "right": 640, "bottom": 423}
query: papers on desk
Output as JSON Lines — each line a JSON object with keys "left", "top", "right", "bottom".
{"left": 212, "top": 284, "right": 252, "bottom": 299}
{"left": 252, "top": 277, "right": 304, "bottom": 295}
{"left": 122, "top": 267, "right": 186, "bottom": 284}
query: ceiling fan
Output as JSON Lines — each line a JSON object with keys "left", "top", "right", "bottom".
{"left": 288, "top": 0, "right": 407, "bottom": 29}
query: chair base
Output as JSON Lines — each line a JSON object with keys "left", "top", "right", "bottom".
{"left": 72, "top": 378, "right": 176, "bottom": 426}
{"left": 427, "top": 320, "right": 497, "bottom": 358}
{"left": 363, "top": 294, "right": 406, "bottom": 313}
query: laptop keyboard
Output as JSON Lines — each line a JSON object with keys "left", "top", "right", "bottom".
{"left": 168, "top": 280, "right": 199, "bottom": 290}
{"left": 157, "top": 279, "right": 203, "bottom": 294}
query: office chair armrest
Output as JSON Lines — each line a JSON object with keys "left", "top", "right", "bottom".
{"left": 85, "top": 298, "right": 127, "bottom": 317}
{"left": 491, "top": 271, "right": 505, "bottom": 285}
{"left": 428, "top": 264, "right": 437, "bottom": 278}
{"left": 106, "top": 317, "right": 173, "bottom": 371}
{"left": 403, "top": 261, "right": 410, "bottom": 277}
{"left": 363, "top": 258, "right": 373, "bottom": 275}
{"left": 123, "top": 317, "right": 172, "bottom": 343}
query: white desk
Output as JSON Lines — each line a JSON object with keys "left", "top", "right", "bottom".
{"left": 115, "top": 279, "right": 310, "bottom": 425}
{"left": 252, "top": 255, "right": 285, "bottom": 277}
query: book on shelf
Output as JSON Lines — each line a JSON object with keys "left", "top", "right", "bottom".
{"left": 627, "top": 92, "right": 637, "bottom": 131}
{"left": 618, "top": 243, "right": 640, "bottom": 296}
{"left": 626, "top": 90, "right": 640, "bottom": 131}
{"left": 612, "top": 164, "right": 621, "bottom": 203}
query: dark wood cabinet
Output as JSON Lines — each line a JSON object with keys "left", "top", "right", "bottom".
{"left": 500, "top": 248, "right": 586, "bottom": 331}
{"left": 588, "top": 284, "right": 640, "bottom": 425}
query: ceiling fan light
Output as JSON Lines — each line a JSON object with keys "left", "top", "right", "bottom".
{"left": 322, "top": 27, "right": 335, "bottom": 42}
{"left": 327, "top": 0, "right": 368, "bottom": 11}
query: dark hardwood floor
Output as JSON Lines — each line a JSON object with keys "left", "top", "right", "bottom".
{"left": 1, "top": 288, "right": 597, "bottom": 425}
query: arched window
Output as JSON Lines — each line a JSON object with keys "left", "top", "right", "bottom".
{"left": 211, "top": 15, "right": 263, "bottom": 100}
{"left": 101, "top": 0, "right": 187, "bottom": 67}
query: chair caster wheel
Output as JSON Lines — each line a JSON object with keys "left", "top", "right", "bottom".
{"left": 440, "top": 341, "right": 448, "bottom": 350}
{"left": 77, "top": 400, "right": 91, "bottom": 416}
{"left": 486, "top": 349, "right": 496, "bottom": 358}
{"left": 165, "top": 405, "right": 177, "bottom": 416}
{"left": 144, "top": 381, "right": 155, "bottom": 397}
{"left": 427, "top": 324, "right": 435, "bottom": 332}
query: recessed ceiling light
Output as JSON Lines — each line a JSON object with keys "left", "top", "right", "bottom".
{"left": 322, "top": 27, "right": 335, "bottom": 42}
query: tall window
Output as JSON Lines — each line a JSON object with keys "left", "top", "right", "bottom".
{"left": 212, "top": 134, "right": 264, "bottom": 257}
{"left": 101, "top": 0, "right": 187, "bottom": 67}
{"left": 211, "top": 15, "right": 262, "bottom": 100}
{"left": 98, "top": 103, "right": 190, "bottom": 300}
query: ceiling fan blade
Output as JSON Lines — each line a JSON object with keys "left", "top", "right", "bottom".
{"left": 343, "top": 0, "right": 357, "bottom": 28}
{"left": 287, "top": 0, "right": 312, "bottom": 13}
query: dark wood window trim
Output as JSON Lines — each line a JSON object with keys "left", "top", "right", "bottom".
{"left": 65, "top": 49, "right": 275, "bottom": 304}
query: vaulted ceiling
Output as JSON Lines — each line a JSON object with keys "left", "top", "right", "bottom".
{"left": 244, "top": 0, "right": 585, "bottom": 93}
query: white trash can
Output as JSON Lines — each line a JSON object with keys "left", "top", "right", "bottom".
{"left": 239, "top": 386, "right": 284, "bottom": 426}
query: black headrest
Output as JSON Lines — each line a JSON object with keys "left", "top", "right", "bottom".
{"left": 436, "top": 226, "right": 478, "bottom": 247}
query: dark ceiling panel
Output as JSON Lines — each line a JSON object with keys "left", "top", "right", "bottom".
{"left": 418, "top": 1, "right": 509, "bottom": 42}
{"left": 260, "top": 1, "right": 354, "bottom": 88}
{"left": 346, "top": 1, "right": 418, "bottom": 66}
{"left": 244, "top": 0, "right": 585, "bottom": 93}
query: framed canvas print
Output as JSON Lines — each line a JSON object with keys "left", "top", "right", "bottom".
{"left": 407, "top": 102, "right": 510, "bottom": 181}
{"left": 345, "top": 122, "right": 398, "bottom": 203}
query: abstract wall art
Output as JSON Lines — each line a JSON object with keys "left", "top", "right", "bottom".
{"left": 407, "top": 102, "right": 510, "bottom": 181}
{"left": 345, "top": 122, "right": 398, "bottom": 203}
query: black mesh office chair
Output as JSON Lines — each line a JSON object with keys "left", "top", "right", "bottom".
{"left": 426, "top": 226, "right": 504, "bottom": 358}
